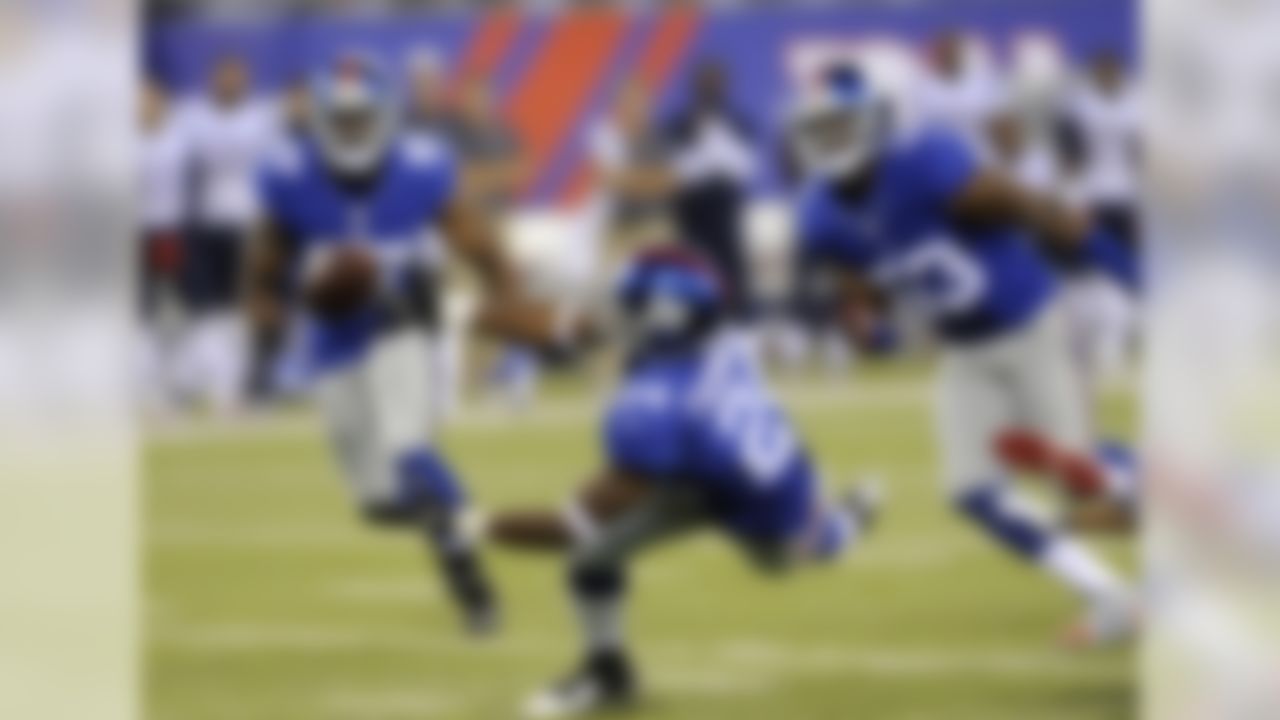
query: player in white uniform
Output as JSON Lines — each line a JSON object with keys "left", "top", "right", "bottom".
{"left": 173, "top": 55, "right": 283, "bottom": 412}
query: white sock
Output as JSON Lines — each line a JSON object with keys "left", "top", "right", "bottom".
{"left": 1039, "top": 536, "right": 1127, "bottom": 604}
{"left": 573, "top": 587, "right": 624, "bottom": 653}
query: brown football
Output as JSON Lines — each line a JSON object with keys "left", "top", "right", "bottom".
{"left": 303, "top": 245, "right": 379, "bottom": 318}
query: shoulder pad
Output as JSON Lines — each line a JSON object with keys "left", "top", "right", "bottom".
{"left": 399, "top": 133, "right": 452, "bottom": 170}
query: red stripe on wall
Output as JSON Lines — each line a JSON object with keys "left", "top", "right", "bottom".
{"left": 558, "top": 9, "right": 701, "bottom": 204}
{"left": 452, "top": 10, "right": 521, "bottom": 90}
{"left": 505, "top": 9, "right": 630, "bottom": 199}
{"left": 558, "top": 9, "right": 702, "bottom": 205}
{"left": 634, "top": 8, "right": 702, "bottom": 93}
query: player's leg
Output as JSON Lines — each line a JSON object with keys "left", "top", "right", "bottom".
{"left": 521, "top": 489, "right": 706, "bottom": 718}
{"left": 1004, "top": 307, "right": 1137, "bottom": 644}
{"left": 364, "top": 328, "right": 498, "bottom": 635}
{"left": 999, "top": 304, "right": 1136, "bottom": 506}
{"left": 937, "top": 340, "right": 1129, "bottom": 644}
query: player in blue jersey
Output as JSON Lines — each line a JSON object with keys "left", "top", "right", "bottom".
{"left": 786, "top": 65, "right": 1137, "bottom": 647}
{"left": 459, "top": 246, "right": 881, "bottom": 717}
{"left": 247, "top": 53, "right": 585, "bottom": 636}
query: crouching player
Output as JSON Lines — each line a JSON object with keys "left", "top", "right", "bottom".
{"left": 461, "top": 247, "right": 880, "bottom": 717}
{"left": 787, "top": 65, "right": 1136, "bottom": 647}
{"left": 249, "top": 53, "right": 582, "bottom": 635}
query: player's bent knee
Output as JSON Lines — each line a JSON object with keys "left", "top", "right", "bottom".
{"left": 394, "top": 447, "right": 466, "bottom": 510}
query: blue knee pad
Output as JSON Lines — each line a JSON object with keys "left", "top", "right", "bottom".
{"left": 956, "top": 484, "right": 1053, "bottom": 560}
{"left": 396, "top": 447, "right": 466, "bottom": 511}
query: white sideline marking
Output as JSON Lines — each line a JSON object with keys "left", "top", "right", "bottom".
{"left": 151, "top": 524, "right": 364, "bottom": 549}
{"left": 717, "top": 639, "right": 1121, "bottom": 681}
{"left": 148, "top": 378, "right": 933, "bottom": 446}
{"left": 326, "top": 578, "right": 443, "bottom": 605}
{"left": 155, "top": 623, "right": 1121, "bottom": 683}
{"left": 319, "top": 689, "right": 459, "bottom": 719}
{"left": 649, "top": 668, "right": 776, "bottom": 697}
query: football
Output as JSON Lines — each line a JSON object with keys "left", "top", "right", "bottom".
{"left": 303, "top": 245, "right": 379, "bottom": 318}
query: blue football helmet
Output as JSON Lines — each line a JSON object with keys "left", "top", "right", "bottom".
{"left": 309, "top": 51, "right": 400, "bottom": 175}
{"left": 615, "top": 246, "right": 726, "bottom": 359}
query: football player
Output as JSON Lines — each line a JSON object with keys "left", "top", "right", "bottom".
{"left": 249, "top": 52, "right": 582, "bottom": 635}
{"left": 787, "top": 65, "right": 1137, "bottom": 646}
{"left": 463, "top": 246, "right": 882, "bottom": 717}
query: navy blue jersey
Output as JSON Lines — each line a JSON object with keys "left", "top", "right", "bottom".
{"left": 259, "top": 133, "right": 457, "bottom": 371}
{"left": 604, "top": 333, "right": 815, "bottom": 541}
{"left": 799, "top": 129, "right": 1056, "bottom": 343}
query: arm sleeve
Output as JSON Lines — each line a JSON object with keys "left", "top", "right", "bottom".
{"left": 603, "top": 385, "right": 686, "bottom": 480}
{"left": 913, "top": 131, "right": 981, "bottom": 209}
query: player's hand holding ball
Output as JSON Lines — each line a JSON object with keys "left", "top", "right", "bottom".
{"left": 302, "top": 244, "right": 380, "bottom": 319}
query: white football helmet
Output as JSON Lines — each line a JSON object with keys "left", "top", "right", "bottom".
{"left": 309, "top": 52, "right": 399, "bottom": 175}
{"left": 787, "top": 64, "right": 890, "bottom": 179}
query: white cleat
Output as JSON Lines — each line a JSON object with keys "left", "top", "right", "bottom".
{"left": 523, "top": 653, "right": 635, "bottom": 718}
{"left": 1062, "top": 593, "right": 1140, "bottom": 649}
{"left": 842, "top": 475, "right": 887, "bottom": 536}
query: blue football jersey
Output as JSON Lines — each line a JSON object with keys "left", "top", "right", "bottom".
{"left": 799, "top": 128, "right": 1055, "bottom": 343}
{"left": 259, "top": 133, "right": 457, "bottom": 372}
{"left": 603, "top": 333, "right": 815, "bottom": 540}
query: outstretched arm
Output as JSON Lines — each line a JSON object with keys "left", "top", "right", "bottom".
{"left": 480, "top": 469, "right": 654, "bottom": 552}
{"left": 439, "top": 197, "right": 576, "bottom": 348}
{"left": 948, "top": 169, "right": 1091, "bottom": 251}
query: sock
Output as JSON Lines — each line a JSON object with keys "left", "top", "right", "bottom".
{"left": 569, "top": 564, "right": 627, "bottom": 656}
{"left": 397, "top": 447, "right": 466, "bottom": 512}
{"left": 957, "top": 484, "right": 1055, "bottom": 559}
{"left": 1039, "top": 535, "right": 1128, "bottom": 604}
{"left": 958, "top": 484, "right": 1127, "bottom": 603}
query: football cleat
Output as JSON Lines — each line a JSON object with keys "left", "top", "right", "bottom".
{"left": 1061, "top": 592, "right": 1139, "bottom": 649}
{"left": 841, "top": 476, "right": 887, "bottom": 537}
{"left": 523, "top": 651, "right": 636, "bottom": 719}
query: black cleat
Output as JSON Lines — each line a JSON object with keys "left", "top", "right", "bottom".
{"left": 523, "top": 651, "right": 636, "bottom": 718}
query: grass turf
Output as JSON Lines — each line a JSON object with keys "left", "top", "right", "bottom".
{"left": 147, "top": 369, "right": 1134, "bottom": 719}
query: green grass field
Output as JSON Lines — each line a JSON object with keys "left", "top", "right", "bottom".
{"left": 148, "top": 369, "right": 1135, "bottom": 720}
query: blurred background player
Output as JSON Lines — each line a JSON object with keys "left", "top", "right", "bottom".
{"left": 789, "top": 64, "right": 1136, "bottom": 646}
{"left": 469, "top": 247, "right": 881, "bottom": 718}
{"left": 663, "top": 60, "right": 759, "bottom": 323}
{"left": 915, "top": 31, "right": 1001, "bottom": 151}
{"left": 138, "top": 76, "right": 189, "bottom": 413}
{"left": 174, "top": 53, "right": 283, "bottom": 412}
{"left": 405, "top": 46, "right": 464, "bottom": 143}
{"left": 250, "top": 51, "right": 583, "bottom": 635}
{"left": 447, "top": 76, "right": 540, "bottom": 408}
{"left": 584, "top": 79, "right": 674, "bottom": 253}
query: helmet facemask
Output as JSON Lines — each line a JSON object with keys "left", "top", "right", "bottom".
{"left": 311, "top": 62, "right": 397, "bottom": 177}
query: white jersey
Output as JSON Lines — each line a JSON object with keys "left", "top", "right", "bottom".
{"left": 140, "top": 116, "right": 190, "bottom": 232}
{"left": 1070, "top": 81, "right": 1139, "bottom": 206}
{"left": 176, "top": 96, "right": 281, "bottom": 228}
{"left": 915, "top": 69, "right": 1001, "bottom": 153}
